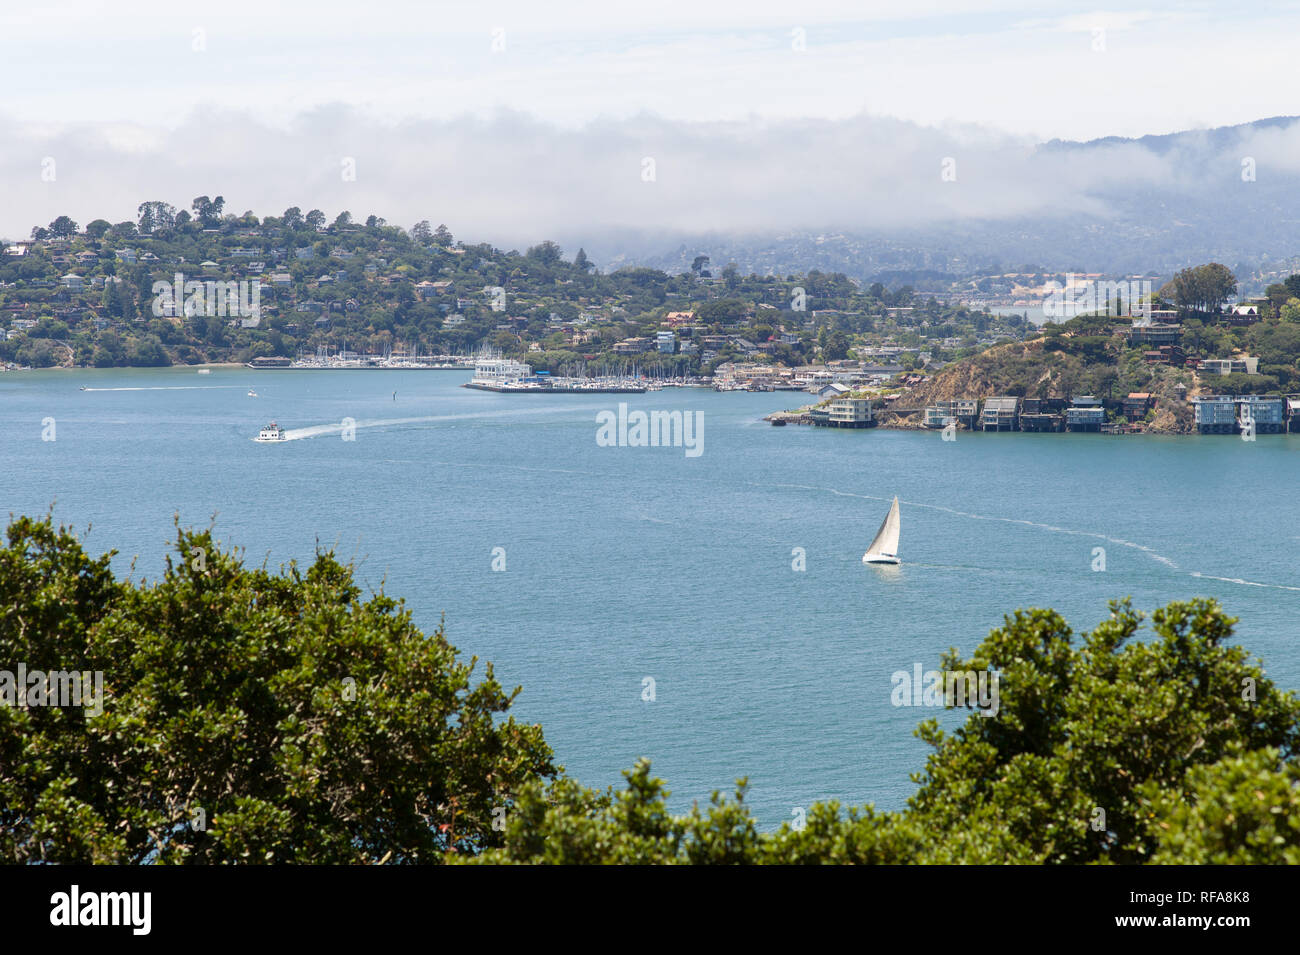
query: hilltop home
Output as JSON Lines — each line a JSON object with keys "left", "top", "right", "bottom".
{"left": 1142, "top": 345, "right": 1184, "bottom": 366}
{"left": 612, "top": 337, "right": 652, "bottom": 354}
{"left": 1225, "top": 304, "right": 1262, "bottom": 326}
{"left": 1200, "top": 357, "right": 1259, "bottom": 376}
{"left": 1128, "top": 322, "right": 1182, "bottom": 346}
{"left": 415, "top": 280, "right": 451, "bottom": 300}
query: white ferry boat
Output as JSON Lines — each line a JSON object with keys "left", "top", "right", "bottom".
{"left": 462, "top": 350, "right": 647, "bottom": 394}
{"left": 255, "top": 422, "right": 286, "bottom": 442}
{"left": 468, "top": 355, "right": 534, "bottom": 388}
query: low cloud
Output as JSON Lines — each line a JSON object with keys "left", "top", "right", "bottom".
{"left": 4, "top": 107, "right": 1298, "bottom": 259}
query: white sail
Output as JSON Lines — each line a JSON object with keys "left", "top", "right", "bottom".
{"left": 863, "top": 496, "right": 901, "bottom": 563}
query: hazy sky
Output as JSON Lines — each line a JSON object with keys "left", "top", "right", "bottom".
{"left": 3, "top": 1, "right": 1297, "bottom": 243}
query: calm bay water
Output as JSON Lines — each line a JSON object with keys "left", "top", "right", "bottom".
{"left": 2, "top": 366, "right": 1298, "bottom": 826}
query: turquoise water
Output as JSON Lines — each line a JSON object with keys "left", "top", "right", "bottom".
{"left": 3, "top": 366, "right": 1298, "bottom": 826}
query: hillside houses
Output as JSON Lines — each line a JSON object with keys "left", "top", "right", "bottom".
{"left": 1066, "top": 396, "right": 1104, "bottom": 432}
{"left": 981, "top": 397, "right": 1019, "bottom": 431}
{"left": 1121, "top": 393, "right": 1155, "bottom": 419}
{"left": 1129, "top": 322, "right": 1182, "bottom": 346}
{"left": 0, "top": 208, "right": 1223, "bottom": 383}
{"left": 906, "top": 384, "right": 1300, "bottom": 436}
{"left": 1200, "top": 357, "right": 1259, "bottom": 376}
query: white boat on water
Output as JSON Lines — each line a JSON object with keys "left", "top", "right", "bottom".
{"left": 255, "top": 422, "right": 285, "bottom": 442}
{"left": 197, "top": 368, "right": 211, "bottom": 375}
{"left": 468, "top": 354, "right": 534, "bottom": 388}
{"left": 863, "top": 496, "right": 901, "bottom": 565}
{"left": 248, "top": 390, "right": 259, "bottom": 397}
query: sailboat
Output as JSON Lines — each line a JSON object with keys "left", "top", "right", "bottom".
{"left": 862, "top": 496, "right": 901, "bottom": 565}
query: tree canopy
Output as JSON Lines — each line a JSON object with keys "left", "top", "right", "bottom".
{"left": 0, "top": 515, "right": 554, "bottom": 863}
{"left": 1159, "top": 263, "right": 1237, "bottom": 314}
{"left": 3, "top": 516, "right": 1297, "bottom": 864}
{"left": 468, "top": 599, "right": 1300, "bottom": 864}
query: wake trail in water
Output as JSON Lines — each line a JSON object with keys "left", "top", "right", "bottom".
{"left": 82, "top": 385, "right": 241, "bottom": 392}
{"left": 750, "top": 481, "right": 1183, "bottom": 568}
{"left": 1189, "top": 572, "right": 1300, "bottom": 593}
{"left": 753, "top": 480, "right": 1300, "bottom": 595}
{"left": 277, "top": 404, "right": 606, "bottom": 441}
{"left": 916, "top": 501, "right": 1180, "bottom": 570}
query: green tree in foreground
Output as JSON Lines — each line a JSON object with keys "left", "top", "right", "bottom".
{"left": 3, "top": 516, "right": 1298, "bottom": 865}
{"left": 0, "top": 515, "right": 555, "bottom": 863}
{"left": 468, "top": 601, "right": 1300, "bottom": 864}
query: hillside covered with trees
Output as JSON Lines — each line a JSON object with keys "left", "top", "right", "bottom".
{"left": 0, "top": 198, "right": 1025, "bottom": 372}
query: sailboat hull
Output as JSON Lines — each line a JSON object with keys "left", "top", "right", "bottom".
{"left": 863, "top": 554, "right": 899, "bottom": 564}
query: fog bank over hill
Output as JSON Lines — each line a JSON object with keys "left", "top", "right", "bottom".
{"left": 4, "top": 109, "right": 1300, "bottom": 278}
{"left": 570, "top": 116, "right": 1300, "bottom": 280}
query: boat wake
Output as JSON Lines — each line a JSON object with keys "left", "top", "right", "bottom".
{"left": 82, "top": 385, "right": 241, "bottom": 392}
{"left": 278, "top": 405, "right": 605, "bottom": 441}
{"left": 754, "top": 481, "right": 1300, "bottom": 596}
{"left": 1189, "top": 572, "right": 1300, "bottom": 593}
{"left": 915, "top": 501, "right": 1181, "bottom": 570}
{"left": 754, "top": 481, "right": 1180, "bottom": 570}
